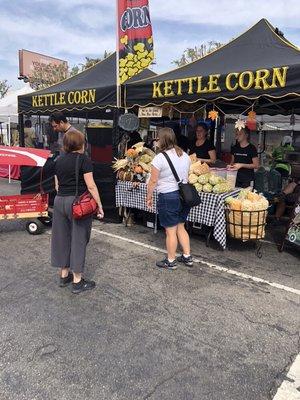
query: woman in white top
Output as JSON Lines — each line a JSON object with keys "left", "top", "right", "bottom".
{"left": 147, "top": 128, "right": 193, "bottom": 270}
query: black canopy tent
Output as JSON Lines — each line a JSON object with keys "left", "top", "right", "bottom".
{"left": 17, "top": 53, "right": 156, "bottom": 216}
{"left": 124, "top": 19, "right": 300, "bottom": 115}
{"left": 18, "top": 52, "right": 156, "bottom": 119}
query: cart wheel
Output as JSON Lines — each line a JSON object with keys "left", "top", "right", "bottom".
{"left": 38, "top": 216, "right": 52, "bottom": 227}
{"left": 26, "top": 220, "right": 44, "bottom": 235}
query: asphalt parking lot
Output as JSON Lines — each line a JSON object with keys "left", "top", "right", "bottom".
{"left": 0, "top": 178, "right": 299, "bottom": 400}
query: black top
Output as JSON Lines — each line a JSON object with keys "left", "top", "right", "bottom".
{"left": 176, "top": 134, "right": 190, "bottom": 153}
{"left": 231, "top": 143, "right": 258, "bottom": 184}
{"left": 127, "top": 131, "right": 142, "bottom": 149}
{"left": 55, "top": 153, "right": 93, "bottom": 196}
{"left": 189, "top": 139, "right": 215, "bottom": 160}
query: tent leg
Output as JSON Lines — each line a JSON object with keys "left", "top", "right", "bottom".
{"left": 216, "top": 115, "right": 224, "bottom": 160}
{"left": 112, "top": 108, "right": 121, "bottom": 159}
{"left": 19, "top": 113, "right": 25, "bottom": 147}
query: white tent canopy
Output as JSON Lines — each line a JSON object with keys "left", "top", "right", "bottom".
{"left": 227, "top": 114, "right": 300, "bottom": 132}
{"left": 0, "top": 84, "right": 34, "bottom": 123}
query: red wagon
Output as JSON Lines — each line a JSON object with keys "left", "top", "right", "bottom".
{"left": 0, "top": 145, "right": 51, "bottom": 234}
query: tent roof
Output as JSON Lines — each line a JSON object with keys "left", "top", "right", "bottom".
{"left": 18, "top": 52, "right": 156, "bottom": 117}
{"left": 125, "top": 19, "right": 300, "bottom": 115}
{"left": 0, "top": 84, "right": 34, "bottom": 123}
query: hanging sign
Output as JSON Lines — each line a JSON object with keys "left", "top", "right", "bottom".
{"left": 118, "top": 113, "right": 140, "bottom": 131}
{"left": 138, "top": 106, "right": 162, "bottom": 118}
{"left": 118, "top": 0, "right": 154, "bottom": 84}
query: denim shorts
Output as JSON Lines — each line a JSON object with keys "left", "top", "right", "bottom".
{"left": 157, "top": 190, "right": 190, "bottom": 228}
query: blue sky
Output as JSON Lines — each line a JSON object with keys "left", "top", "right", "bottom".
{"left": 1, "top": 0, "right": 300, "bottom": 89}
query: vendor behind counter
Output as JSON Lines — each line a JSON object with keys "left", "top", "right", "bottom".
{"left": 230, "top": 127, "right": 259, "bottom": 188}
{"left": 189, "top": 122, "right": 216, "bottom": 164}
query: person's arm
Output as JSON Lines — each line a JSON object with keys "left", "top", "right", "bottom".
{"left": 198, "top": 149, "right": 217, "bottom": 164}
{"left": 147, "top": 166, "right": 159, "bottom": 208}
{"left": 84, "top": 172, "right": 104, "bottom": 219}
{"left": 232, "top": 156, "right": 259, "bottom": 171}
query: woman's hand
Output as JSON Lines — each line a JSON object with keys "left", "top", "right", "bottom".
{"left": 229, "top": 163, "right": 243, "bottom": 170}
{"left": 147, "top": 197, "right": 153, "bottom": 209}
{"left": 97, "top": 205, "right": 104, "bottom": 219}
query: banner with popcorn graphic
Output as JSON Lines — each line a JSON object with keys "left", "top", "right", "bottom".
{"left": 118, "top": 0, "right": 154, "bottom": 84}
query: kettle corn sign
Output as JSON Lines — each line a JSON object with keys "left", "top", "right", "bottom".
{"left": 31, "top": 89, "right": 96, "bottom": 108}
{"left": 152, "top": 66, "right": 289, "bottom": 99}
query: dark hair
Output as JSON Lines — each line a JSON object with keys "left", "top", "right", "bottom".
{"left": 158, "top": 127, "right": 183, "bottom": 157}
{"left": 196, "top": 122, "right": 209, "bottom": 132}
{"left": 24, "top": 119, "right": 32, "bottom": 128}
{"left": 63, "top": 130, "right": 85, "bottom": 153}
{"left": 243, "top": 126, "right": 251, "bottom": 137}
{"left": 236, "top": 126, "right": 251, "bottom": 138}
{"left": 49, "top": 112, "right": 68, "bottom": 124}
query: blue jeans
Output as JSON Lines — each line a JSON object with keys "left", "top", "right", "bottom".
{"left": 157, "top": 190, "right": 190, "bottom": 228}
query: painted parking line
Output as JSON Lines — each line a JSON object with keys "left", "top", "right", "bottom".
{"left": 91, "top": 228, "right": 300, "bottom": 297}
{"left": 273, "top": 353, "right": 300, "bottom": 400}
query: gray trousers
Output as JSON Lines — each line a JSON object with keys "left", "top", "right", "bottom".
{"left": 51, "top": 196, "right": 92, "bottom": 273}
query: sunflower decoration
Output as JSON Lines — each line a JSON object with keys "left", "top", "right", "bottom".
{"left": 208, "top": 110, "right": 219, "bottom": 121}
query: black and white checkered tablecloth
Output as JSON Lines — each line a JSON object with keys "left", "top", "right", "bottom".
{"left": 116, "top": 181, "right": 158, "bottom": 213}
{"left": 115, "top": 181, "right": 241, "bottom": 249}
{"left": 187, "top": 189, "right": 241, "bottom": 249}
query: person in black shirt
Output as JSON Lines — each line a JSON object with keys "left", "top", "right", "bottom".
{"left": 51, "top": 129, "right": 104, "bottom": 294}
{"left": 127, "top": 130, "right": 142, "bottom": 149}
{"left": 230, "top": 127, "right": 259, "bottom": 188}
{"left": 189, "top": 122, "right": 216, "bottom": 164}
{"left": 173, "top": 124, "right": 190, "bottom": 153}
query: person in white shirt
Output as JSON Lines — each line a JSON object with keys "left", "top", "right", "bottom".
{"left": 147, "top": 127, "right": 193, "bottom": 270}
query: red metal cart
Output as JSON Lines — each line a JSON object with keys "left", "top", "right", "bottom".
{"left": 0, "top": 145, "right": 51, "bottom": 234}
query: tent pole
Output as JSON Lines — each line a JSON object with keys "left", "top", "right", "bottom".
{"left": 19, "top": 113, "right": 24, "bottom": 147}
{"left": 8, "top": 116, "right": 11, "bottom": 183}
{"left": 112, "top": 108, "right": 121, "bottom": 159}
{"left": 116, "top": 0, "right": 121, "bottom": 108}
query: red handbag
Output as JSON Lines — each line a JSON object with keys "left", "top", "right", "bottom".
{"left": 72, "top": 154, "right": 98, "bottom": 220}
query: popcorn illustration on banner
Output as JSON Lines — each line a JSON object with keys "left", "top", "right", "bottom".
{"left": 118, "top": 1, "right": 154, "bottom": 84}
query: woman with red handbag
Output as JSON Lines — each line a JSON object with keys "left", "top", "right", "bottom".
{"left": 51, "top": 128, "right": 104, "bottom": 294}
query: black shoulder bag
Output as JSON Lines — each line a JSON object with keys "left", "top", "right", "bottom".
{"left": 162, "top": 152, "right": 201, "bottom": 207}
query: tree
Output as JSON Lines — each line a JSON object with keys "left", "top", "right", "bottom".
{"left": 0, "top": 80, "right": 10, "bottom": 98}
{"left": 83, "top": 57, "right": 102, "bottom": 69}
{"left": 172, "top": 41, "right": 223, "bottom": 67}
{"left": 69, "top": 51, "right": 112, "bottom": 77}
{"left": 69, "top": 65, "right": 80, "bottom": 77}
